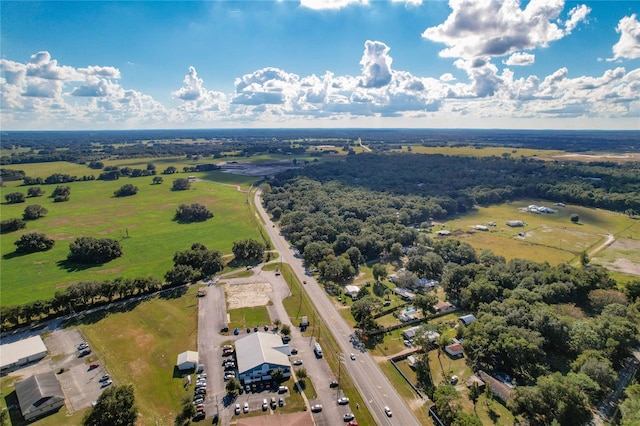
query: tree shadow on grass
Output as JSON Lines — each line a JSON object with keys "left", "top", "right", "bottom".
{"left": 159, "top": 286, "right": 188, "bottom": 300}
{"left": 56, "top": 259, "right": 102, "bottom": 272}
{"left": 62, "top": 299, "right": 144, "bottom": 327}
{"left": 2, "top": 251, "right": 27, "bottom": 260}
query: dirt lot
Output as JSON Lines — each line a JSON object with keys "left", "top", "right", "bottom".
{"left": 593, "top": 238, "right": 640, "bottom": 276}
{"left": 225, "top": 282, "right": 272, "bottom": 309}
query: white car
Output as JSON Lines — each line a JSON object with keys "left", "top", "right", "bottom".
{"left": 350, "top": 353, "right": 356, "bottom": 360}
{"left": 293, "top": 359, "right": 303, "bottom": 366}
{"left": 243, "top": 401, "right": 249, "bottom": 413}
{"left": 262, "top": 399, "right": 268, "bottom": 410}
{"left": 343, "top": 413, "right": 355, "bottom": 421}
{"left": 101, "top": 379, "right": 112, "bottom": 388}
{"left": 384, "top": 406, "right": 393, "bottom": 417}
{"left": 235, "top": 403, "right": 241, "bottom": 415}
{"left": 337, "top": 397, "right": 349, "bottom": 405}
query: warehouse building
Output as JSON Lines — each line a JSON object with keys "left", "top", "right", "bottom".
{"left": 0, "top": 335, "right": 47, "bottom": 371}
{"left": 236, "top": 332, "right": 291, "bottom": 384}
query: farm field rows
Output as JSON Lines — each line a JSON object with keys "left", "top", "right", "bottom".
{"left": 0, "top": 160, "right": 261, "bottom": 306}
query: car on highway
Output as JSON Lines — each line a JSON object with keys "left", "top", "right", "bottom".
{"left": 235, "top": 403, "right": 241, "bottom": 415}
{"left": 243, "top": 401, "right": 249, "bottom": 413}
{"left": 343, "top": 413, "right": 355, "bottom": 421}
{"left": 337, "top": 397, "right": 349, "bottom": 405}
{"left": 350, "top": 353, "right": 356, "bottom": 360}
{"left": 303, "top": 280, "right": 307, "bottom": 284}
{"left": 311, "top": 404, "right": 323, "bottom": 413}
{"left": 384, "top": 406, "right": 392, "bottom": 417}
{"left": 347, "top": 422, "right": 359, "bottom": 426}
{"left": 292, "top": 359, "right": 303, "bottom": 366}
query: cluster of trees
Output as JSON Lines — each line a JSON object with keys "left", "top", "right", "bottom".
{"left": 172, "top": 178, "right": 191, "bottom": 191}
{"left": 83, "top": 384, "right": 137, "bottom": 426}
{"left": 1, "top": 275, "right": 165, "bottom": 329}
{"left": 67, "top": 237, "right": 123, "bottom": 264}
{"left": 165, "top": 243, "right": 224, "bottom": 286}
{"left": 0, "top": 218, "right": 26, "bottom": 233}
{"left": 114, "top": 184, "right": 139, "bottom": 197}
{"left": 23, "top": 204, "right": 48, "bottom": 220}
{"left": 98, "top": 165, "right": 156, "bottom": 181}
{"left": 2, "top": 204, "right": 48, "bottom": 234}
{"left": 174, "top": 203, "right": 212, "bottom": 222}
{"left": 4, "top": 192, "right": 25, "bottom": 204}
{"left": 232, "top": 239, "right": 266, "bottom": 261}
{"left": 14, "top": 232, "right": 55, "bottom": 254}
{"left": 51, "top": 185, "right": 71, "bottom": 202}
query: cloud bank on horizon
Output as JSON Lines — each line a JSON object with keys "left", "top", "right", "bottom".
{"left": 1, "top": 0, "right": 639, "bottom": 130}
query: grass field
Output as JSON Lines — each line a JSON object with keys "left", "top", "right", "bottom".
{"left": 21, "top": 286, "right": 200, "bottom": 426}
{"left": 395, "top": 145, "right": 564, "bottom": 159}
{"left": 1, "top": 165, "right": 262, "bottom": 306}
{"left": 438, "top": 199, "right": 638, "bottom": 267}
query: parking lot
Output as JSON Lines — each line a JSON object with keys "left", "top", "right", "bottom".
{"left": 44, "top": 328, "right": 111, "bottom": 413}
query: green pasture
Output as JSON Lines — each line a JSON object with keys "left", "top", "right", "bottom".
{"left": 1, "top": 171, "right": 262, "bottom": 306}
{"left": 77, "top": 286, "right": 199, "bottom": 426}
{"left": 395, "top": 145, "right": 563, "bottom": 159}
{"left": 228, "top": 306, "right": 271, "bottom": 330}
{"left": 440, "top": 200, "right": 636, "bottom": 265}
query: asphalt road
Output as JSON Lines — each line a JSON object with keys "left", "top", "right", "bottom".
{"left": 255, "top": 190, "right": 421, "bottom": 426}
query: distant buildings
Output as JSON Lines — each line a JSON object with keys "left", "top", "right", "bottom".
{"left": 393, "top": 287, "right": 416, "bottom": 301}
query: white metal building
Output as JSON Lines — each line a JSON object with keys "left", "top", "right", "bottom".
{"left": 236, "top": 332, "right": 291, "bottom": 384}
{"left": 0, "top": 335, "right": 47, "bottom": 371}
{"left": 176, "top": 350, "right": 199, "bottom": 370}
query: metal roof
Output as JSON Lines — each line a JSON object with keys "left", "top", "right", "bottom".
{"left": 236, "top": 332, "right": 290, "bottom": 374}
{"left": 0, "top": 335, "right": 47, "bottom": 369}
{"left": 15, "top": 372, "right": 64, "bottom": 417}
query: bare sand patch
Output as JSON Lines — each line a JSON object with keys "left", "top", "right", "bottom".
{"left": 226, "top": 282, "right": 272, "bottom": 309}
{"left": 593, "top": 238, "right": 640, "bottom": 276}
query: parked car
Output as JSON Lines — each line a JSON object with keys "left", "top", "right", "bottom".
{"left": 292, "top": 359, "right": 303, "bottom": 366}
{"left": 220, "top": 326, "right": 229, "bottom": 333}
{"left": 263, "top": 325, "right": 269, "bottom": 331}
{"left": 247, "top": 328, "right": 251, "bottom": 333}
{"left": 290, "top": 348, "right": 298, "bottom": 355}
{"left": 338, "top": 397, "right": 349, "bottom": 405}
{"left": 278, "top": 385, "right": 289, "bottom": 394}
{"left": 311, "top": 404, "right": 323, "bottom": 413}
{"left": 278, "top": 397, "right": 284, "bottom": 407}
{"left": 350, "top": 353, "right": 356, "bottom": 360}
{"left": 329, "top": 380, "right": 339, "bottom": 388}
{"left": 88, "top": 363, "right": 99, "bottom": 370}
{"left": 77, "top": 342, "right": 89, "bottom": 350}
{"left": 79, "top": 349, "right": 91, "bottom": 357}
{"left": 254, "top": 326, "right": 259, "bottom": 332}
{"left": 101, "top": 380, "right": 112, "bottom": 388}
{"left": 224, "top": 373, "right": 234, "bottom": 381}
{"left": 99, "top": 374, "right": 110, "bottom": 382}
{"left": 245, "top": 384, "right": 251, "bottom": 393}
{"left": 262, "top": 399, "right": 268, "bottom": 410}
{"left": 384, "top": 406, "right": 392, "bottom": 417}
{"left": 243, "top": 401, "right": 249, "bottom": 413}
{"left": 234, "top": 327, "right": 240, "bottom": 335}
{"left": 235, "top": 403, "right": 241, "bottom": 415}
{"left": 344, "top": 413, "right": 355, "bottom": 421}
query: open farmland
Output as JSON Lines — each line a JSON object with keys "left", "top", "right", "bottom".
{"left": 438, "top": 200, "right": 638, "bottom": 269}
{"left": 0, "top": 162, "right": 262, "bottom": 306}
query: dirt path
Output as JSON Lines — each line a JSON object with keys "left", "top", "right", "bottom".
{"left": 589, "top": 233, "right": 615, "bottom": 258}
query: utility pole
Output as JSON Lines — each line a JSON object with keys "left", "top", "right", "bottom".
{"left": 337, "top": 353, "right": 345, "bottom": 401}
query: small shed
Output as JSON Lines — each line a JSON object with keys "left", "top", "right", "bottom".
{"left": 344, "top": 285, "right": 360, "bottom": 299}
{"left": 176, "top": 351, "right": 199, "bottom": 371}
{"left": 459, "top": 314, "right": 476, "bottom": 326}
{"left": 445, "top": 342, "right": 464, "bottom": 358}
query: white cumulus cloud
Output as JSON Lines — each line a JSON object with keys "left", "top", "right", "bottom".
{"left": 503, "top": 52, "right": 536, "bottom": 66}
{"left": 359, "top": 40, "right": 394, "bottom": 88}
{"left": 422, "top": 0, "right": 590, "bottom": 59}
{"left": 609, "top": 14, "right": 640, "bottom": 61}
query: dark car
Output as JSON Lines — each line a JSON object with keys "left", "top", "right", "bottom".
{"left": 79, "top": 349, "right": 92, "bottom": 357}
{"left": 329, "top": 380, "right": 339, "bottom": 388}
{"left": 247, "top": 328, "right": 251, "bottom": 333}
{"left": 220, "top": 326, "right": 229, "bottom": 333}
{"left": 234, "top": 328, "right": 240, "bottom": 335}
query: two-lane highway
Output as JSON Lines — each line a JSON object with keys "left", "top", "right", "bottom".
{"left": 255, "top": 190, "right": 421, "bottom": 426}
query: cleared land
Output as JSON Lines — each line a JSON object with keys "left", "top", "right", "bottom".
{"left": 438, "top": 200, "right": 639, "bottom": 272}
{"left": 0, "top": 163, "right": 261, "bottom": 306}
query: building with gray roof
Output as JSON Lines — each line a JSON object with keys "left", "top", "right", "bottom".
{"left": 15, "top": 371, "right": 65, "bottom": 421}
{"left": 236, "top": 332, "right": 291, "bottom": 384}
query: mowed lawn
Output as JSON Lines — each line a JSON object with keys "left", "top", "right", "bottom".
{"left": 1, "top": 163, "right": 261, "bottom": 306}
{"left": 78, "top": 286, "right": 199, "bottom": 425}
{"left": 438, "top": 200, "right": 634, "bottom": 264}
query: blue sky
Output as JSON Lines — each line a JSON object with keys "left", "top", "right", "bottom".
{"left": 1, "top": 0, "right": 639, "bottom": 130}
